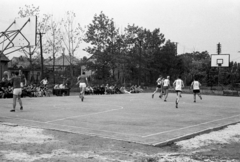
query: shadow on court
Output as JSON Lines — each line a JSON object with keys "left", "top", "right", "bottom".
{"left": 0, "top": 93, "right": 239, "bottom": 146}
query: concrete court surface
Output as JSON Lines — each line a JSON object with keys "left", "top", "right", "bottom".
{"left": 0, "top": 92, "right": 240, "bottom": 146}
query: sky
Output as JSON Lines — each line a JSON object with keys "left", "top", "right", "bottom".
{"left": 1, "top": 0, "right": 240, "bottom": 62}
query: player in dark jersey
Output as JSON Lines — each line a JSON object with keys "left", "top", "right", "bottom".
{"left": 8, "top": 71, "right": 23, "bottom": 112}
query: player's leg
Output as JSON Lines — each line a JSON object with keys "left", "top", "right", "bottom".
{"left": 17, "top": 94, "right": 23, "bottom": 110}
{"left": 164, "top": 88, "right": 169, "bottom": 101}
{"left": 152, "top": 87, "right": 159, "bottom": 98}
{"left": 11, "top": 94, "right": 17, "bottom": 112}
{"left": 81, "top": 86, "right": 86, "bottom": 101}
{"left": 198, "top": 91, "right": 202, "bottom": 100}
{"left": 159, "top": 86, "right": 163, "bottom": 99}
{"left": 175, "top": 91, "right": 178, "bottom": 108}
{"left": 193, "top": 92, "right": 196, "bottom": 102}
{"left": 79, "top": 86, "right": 82, "bottom": 98}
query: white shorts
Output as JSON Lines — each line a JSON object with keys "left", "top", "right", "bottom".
{"left": 13, "top": 88, "right": 22, "bottom": 96}
{"left": 79, "top": 83, "right": 86, "bottom": 88}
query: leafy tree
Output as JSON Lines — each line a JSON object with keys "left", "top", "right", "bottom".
{"left": 44, "top": 15, "right": 62, "bottom": 83}
{"left": 84, "top": 12, "right": 119, "bottom": 82}
{"left": 60, "top": 11, "right": 84, "bottom": 78}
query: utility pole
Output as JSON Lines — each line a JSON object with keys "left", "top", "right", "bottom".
{"left": 217, "top": 42, "right": 221, "bottom": 86}
{"left": 38, "top": 32, "right": 45, "bottom": 80}
{"left": 175, "top": 42, "right": 178, "bottom": 55}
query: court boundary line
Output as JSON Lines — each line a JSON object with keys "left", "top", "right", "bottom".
{"left": 142, "top": 114, "right": 240, "bottom": 138}
{"left": 44, "top": 105, "right": 124, "bottom": 123}
{"left": 0, "top": 115, "right": 143, "bottom": 137}
{"left": 152, "top": 120, "right": 240, "bottom": 146}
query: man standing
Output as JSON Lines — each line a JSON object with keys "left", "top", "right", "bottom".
{"left": 191, "top": 77, "right": 202, "bottom": 102}
{"left": 162, "top": 76, "right": 171, "bottom": 102}
{"left": 76, "top": 72, "right": 88, "bottom": 101}
{"left": 173, "top": 76, "right": 184, "bottom": 108}
{"left": 8, "top": 71, "right": 23, "bottom": 112}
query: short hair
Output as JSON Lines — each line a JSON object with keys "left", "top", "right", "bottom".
{"left": 82, "top": 71, "right": 85, "bottom": 75}
{"left": 178, "top": 75, "right": 181, "bottom": 79}
{"left": 15, "top": 71, "right": 19, "bottom": 76}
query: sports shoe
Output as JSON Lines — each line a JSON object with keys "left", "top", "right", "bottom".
{"left": 152, "top": 94, "right": 154, "bottom": 98}
{"left": 81, "top": 96, "right": 84, "bottom": 102}
{"left": 10, "top": 109, "right": 15, "bottom": 112}
{"left": 20, "top": 106, "right": 23, "bottom": 110}
{"left": 159, "top": 95, "right": 162, "bottom": 99}
{"left": 164, "top": 100, "right": 166, "bottom": 102}
{"left": 194, "top": 101, "right": 196, "bottom": 103}
{"left": 175, "top": 101, "right": 178, "bottom": 108}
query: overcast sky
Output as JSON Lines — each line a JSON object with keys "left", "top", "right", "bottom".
{"left": 1, "top": 0, "right": 240, "bottom": 62}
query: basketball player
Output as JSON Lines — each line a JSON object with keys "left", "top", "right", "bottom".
{"left": 8, "top": 71, "right": 23, "bottom": 112}
{"left": 76, "top": 71, "right": 88, "bottom": 101}
{"left": 162, "top": 76, "right": 170, "bottom": 102}
{"left": 191, "top": 77, "right": 202, "bottom": 102}
{"left": 173, "top": 76, "right": 184, "bottom": 108}
{"left": 152, "top": 75, "right": 163, "bottom": 99}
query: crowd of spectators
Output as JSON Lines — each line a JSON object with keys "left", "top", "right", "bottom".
{"left": 85, "top": 84, "right": 144, "bottom": 95}
{"left": 0, "top": 82, "right": 50, "bottom": 99}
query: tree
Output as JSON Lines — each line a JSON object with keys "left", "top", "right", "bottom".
{"left": 60, "top": 11, "right": 84, "bottom": 78}
{"left": 84, "top": 12, "right": 119, "bottom": 82}
{"left": 44, "top": 15, "right": 62, "bottom": 84}
{"left": 18, "top": 4, "right": 51, "bottom": 81}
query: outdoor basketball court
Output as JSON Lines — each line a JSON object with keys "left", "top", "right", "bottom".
{"left": 0, "top": 93, "right": 239, "bottom": 146}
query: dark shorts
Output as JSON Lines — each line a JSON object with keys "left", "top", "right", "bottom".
{"left": 193, "top": 90, "right": 200, "bottom": 93}
{"left": 175, "top": 90, "right": 182, "bottom": 93}
{"left": 157, "top": 85, "right": 162, "bottom": 88}
{"left": 163, "top": 86, "right": 169, "bottom": 90}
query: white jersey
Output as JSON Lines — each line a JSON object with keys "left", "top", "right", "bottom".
{"left": 174, "top": 79, "right": 184, "bottom": 91}
{"left": 163, "top": 79, "right": 170, "bottom": 87}
{"left": 156, "top": 78, "right": 162, "bottom": 85}
{"left": 192, "top": 81, "right": 201, "bottom": 90}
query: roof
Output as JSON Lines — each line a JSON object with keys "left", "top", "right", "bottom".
{"left": 0, "top": 53, "right": 10, "bottom": 62}
{"left": 45, "top": 55, "right": 80, "bottom": 66}
{"left": 8, "top": 56, "right": 30, "bottom": 69}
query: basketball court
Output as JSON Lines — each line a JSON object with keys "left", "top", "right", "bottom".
{"left": 0, "top": 93, "right": 239, "bottom": 146}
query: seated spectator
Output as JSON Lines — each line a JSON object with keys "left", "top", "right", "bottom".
{"left": 59, "top": 84, "right": 65, "bottom": 89}
{"left": 136, "top": 85, "right": 144, "bottom": 93}
{"left": 54, "top": 84, "right": 60, "bottom": 89}
{"left": 120, "top": 86, "right": 131, "bottom": 94}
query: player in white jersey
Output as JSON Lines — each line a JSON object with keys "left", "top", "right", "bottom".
{"left": 162, "top": 76, "right": 170, "bottom": 102}
{"left": 173, "top": 76, "right": 184, "bottom": 108}
{"left": 152, "top": 75, "right": 163, "bottom": 99}
{"left": 191, "top": 77, "right": 202, "bottom": 102}
{"left": 76, "top": 72, "right": 88, "bottom": 101}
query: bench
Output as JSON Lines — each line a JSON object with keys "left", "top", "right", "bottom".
{"left": 223, "top": 90, "right": 239, "bottom": 96}
{"left": 52, "top": 88, "right": 70, "bottom": 96}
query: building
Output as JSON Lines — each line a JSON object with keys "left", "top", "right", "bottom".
{"left": 0, "top": 53, "right": 10, "bottom": 79}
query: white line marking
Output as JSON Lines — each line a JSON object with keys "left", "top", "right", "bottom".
{"left": 0, "top": 115, "right": 142, "bottom": 137}
{"left": 142, "top": 114, "right": 240, "bottom": 138}
{"left": 45, "top": 105, "right": 124, "bottom": 123}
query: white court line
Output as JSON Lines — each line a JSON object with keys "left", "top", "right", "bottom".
{"left": 142, "top": 114, "right": 240, "bottom": 138}
{"left": 0, "top": 115, "right": 142, "bottom": 137}
{"left": 45, "top": 105, "right": 124, "bottom": 123}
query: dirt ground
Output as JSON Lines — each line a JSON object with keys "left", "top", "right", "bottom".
{"left": 0, "top": 122, "right": 240, "bottom": 162}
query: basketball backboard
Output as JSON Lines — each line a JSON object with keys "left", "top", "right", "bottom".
{"left": 211, "top": 54, "right": 230, "bottom": 67}
{"left": 0, "top": 16, "right": 37, "bottom": 52}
